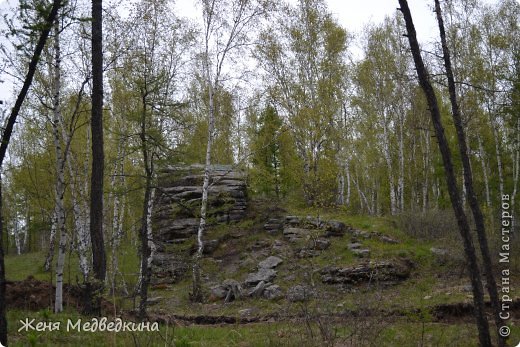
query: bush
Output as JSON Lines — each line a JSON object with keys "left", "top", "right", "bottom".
{"left": 396, "top": 209, "right": 460, "bottom": 241}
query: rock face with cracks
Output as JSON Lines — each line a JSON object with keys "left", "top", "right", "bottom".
{"left": 151, "top": 165, "right": 248, "bottom": 284}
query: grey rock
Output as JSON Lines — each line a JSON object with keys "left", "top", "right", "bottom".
{"left": 264, "top": 218, "right": 283, "bottom": 234}
{"left": 222, "top": 279, "right": 242, "bottom": 302}
{"left": 203, "top": 239, "right": 220, "bottom": 254}
{"left": 351, "top": 249, "right": 370, "bottom": 258}
{"left": 348, "top": 242, "right": 362, "bottom": 250}
{"left": 272, "top": 240, "right": 285, "bottom": 251}
{"left": 146, "top": 297, "right": 163, "bottom": 306}
{"left": 263, "top": 285, "right": 283, "bottom": 300}
{"left": 258, "top": 256, "right": 283, "bottom": 269}
{"left": 430, "top": 247, "right": 449, "bottom": 256}
{"left": 312, "top": 238, "right": 330, "bottom": 250}
{"left": 305, "top": 216, "right": 323, "bottom": 228}
{"left": 285, "top": 215, "right": 300, "bottom": 225}
{"left": 210, "top": 285, "right": 228, "bottom": 299}
{"left": 380, "top": 235, "right": 399, "bottom": 244}
{"left": 321, "top": 260, "right": 412, "bottom": 285}
{"left": 239, "top": 308, "right": 256, "bottom": 316}
{"left": 297, "top": 249, "right": 320, "bottom": 258}
{"left": 287, "top": 285, "right": 315, "bottom": 302}
{"left": 327, "top": 220, "right": 346, "bottom": 233}
{"left": 283, "top": 227, "right": 311, "bottom": 241}
{"left": 245, "top": 268, "right": 277, "bottom": 285}
{"left": 248, "top": 280, "right": 268, "bottom": 297}
{"left": 352, "top": 230, "right": 371, "bottom": 239}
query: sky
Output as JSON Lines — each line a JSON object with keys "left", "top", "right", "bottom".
{"left": 0, "top": 0, "right": 515, "bottom": 104}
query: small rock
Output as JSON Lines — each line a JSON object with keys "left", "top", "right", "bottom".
{"left": 285, "top": 215, "right": 300, "bottom": 225}
{"left": 283, "top": 227, "right": 311, "bottom": 241}
{"left": 203, "top": 239, "right": 220, "bottom": 254}
{"left": 272, "top": 240, "right": 286, "bottom": 253}
{"left": 263, "top": 284, "right": 283, "bottom": 300}
{"left": 305, "top": 216, "right": 323, "bottom": 228}
{"left": 326, "top": 220, "right": 346, "bottom": 233}
{"left": 348, "top": 242, "right": 362, "bottom": 250}
{"left": 245, "top": 268, "right": 277, "bottom": 285}
{"left": 430, "top": 247, "right": 449, "bottom": 256}
{"left": 423, "top": 295, "right": 432, "bottom": 300}
{"left": 210, "top": 285, "right": 228, "bottom": 300}
{"left": 380, "top": 235, "right": 399, "bottom": 244}
{"left": 258, "top": 256, "right": 283, "bottom": 269}
{"left": 353, "top": 230, "right": 371, "bottom": 239}
{"left": 248, "top": 281, "right": 268, "bottom": 297}
{"left": 287, "top": 285, "right": 315, "bottom": 302}
{"left": 297, "top": 249, "right": 320, "bottom": 258}
{"left": 313, "top": 238, "right": 330, "bottom": 250}
{"left": 146, "top": 297, "right": 163, "bottom": 305}
{"left": 239, "top": 308, "right": 256, "bottom": 316}
{"left": 222, "top": 279, "right": 242, "bottom": 302}
{"left": 264, "top": 218, "right": 283, "bottom": 234}
{"left": 249, "top": 240, "right": 271, "bottom": 250}
{"left": 352, "top": 249, "right": 370, "bottom": 258}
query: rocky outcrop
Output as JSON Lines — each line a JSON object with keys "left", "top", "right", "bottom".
{"left": 321, "top": 259, "right": 412, "bottom": 286}
{"left": 152, "top": 165, "right": 247, "bottom": 284}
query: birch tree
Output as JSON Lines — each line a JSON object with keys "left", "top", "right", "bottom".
{"left": 0, "top": 0, "right": 63, "bottom": 343}
{"left": 255, "top": 0, "right": 348, "bottom": 207}
{"left": 192, "top": 0, "right": 270, "bottom": 302}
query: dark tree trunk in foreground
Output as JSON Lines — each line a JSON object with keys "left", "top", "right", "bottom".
{"left": 0, "top": 1, "right": 63, "bottom": 344}
{"left": 90, "top": 0, "right": 106, "bottom": 283}
{"left": 137, "top": 95, "right": 153, "bottom": 319}
{"left": 434, "top": 1, "right": 505, "bottom": 345}
{"left": 398, "top": 1, "right": 492, "bottom": 346}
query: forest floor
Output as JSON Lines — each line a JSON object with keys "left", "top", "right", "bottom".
{"left": 4, "top": 199, "right": 520, "bottom": 346}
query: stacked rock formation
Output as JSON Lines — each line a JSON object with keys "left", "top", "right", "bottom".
{"left": 151, "top": 164, "right": 247, "bottom": 284}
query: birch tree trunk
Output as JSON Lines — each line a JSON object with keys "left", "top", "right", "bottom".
{"left": 44, "top": 211, "right": 58, "bottom": 271}
{"left": 382, "top": 110, "right": 397, "bottom": 215}
{"left": 67, "top": 159, "right": 90, "bottom": 281}
{"left": 422, "top": 128, "right": 431, "bottom": 212}
{"left": 0, "top": 1, "right": 63, "bottom": 342}
{"left": 110, "top": 140, "right": 127, "bottom": 295}
{"left": 345, "top": 160, "right": 351, "bottom": 206}
{"left": 51, "top": 18, "right": 67, "bottom": 313}
{"left": 192, "top": 55, "right": 215, "bottom": 301}
{"left": 477, "top": 134, "right": 492, "bottom": 208}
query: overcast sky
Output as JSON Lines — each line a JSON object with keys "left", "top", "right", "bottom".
{"left": 0, "top": 0, "right": 515, "bottom": 104}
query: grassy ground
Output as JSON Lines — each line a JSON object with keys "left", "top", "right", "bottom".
{"left": 4, "top": 203, "right": 520, "bottom": 346}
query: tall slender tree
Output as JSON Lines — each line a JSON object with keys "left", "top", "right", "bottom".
{"left": 90, "top": 0, "right": 106, "bottom": 284}
{"left": 0, "top": 1, "right": 63, "bottom": 343}
{"left": 434, "top": 1, "right": 504, "bottom": 345}
{"left": 398, "top": 0, "right": 491, "bottom": 345}
{"left": 192, "top": 0, "right": 270, "bottom": 302}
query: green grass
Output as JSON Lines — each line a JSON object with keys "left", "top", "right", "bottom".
{"left": 5, "top": 203, "right": 520, "bottom": 346}
{"left": 6, "top": 309, "right": 520, "bottom": 346}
